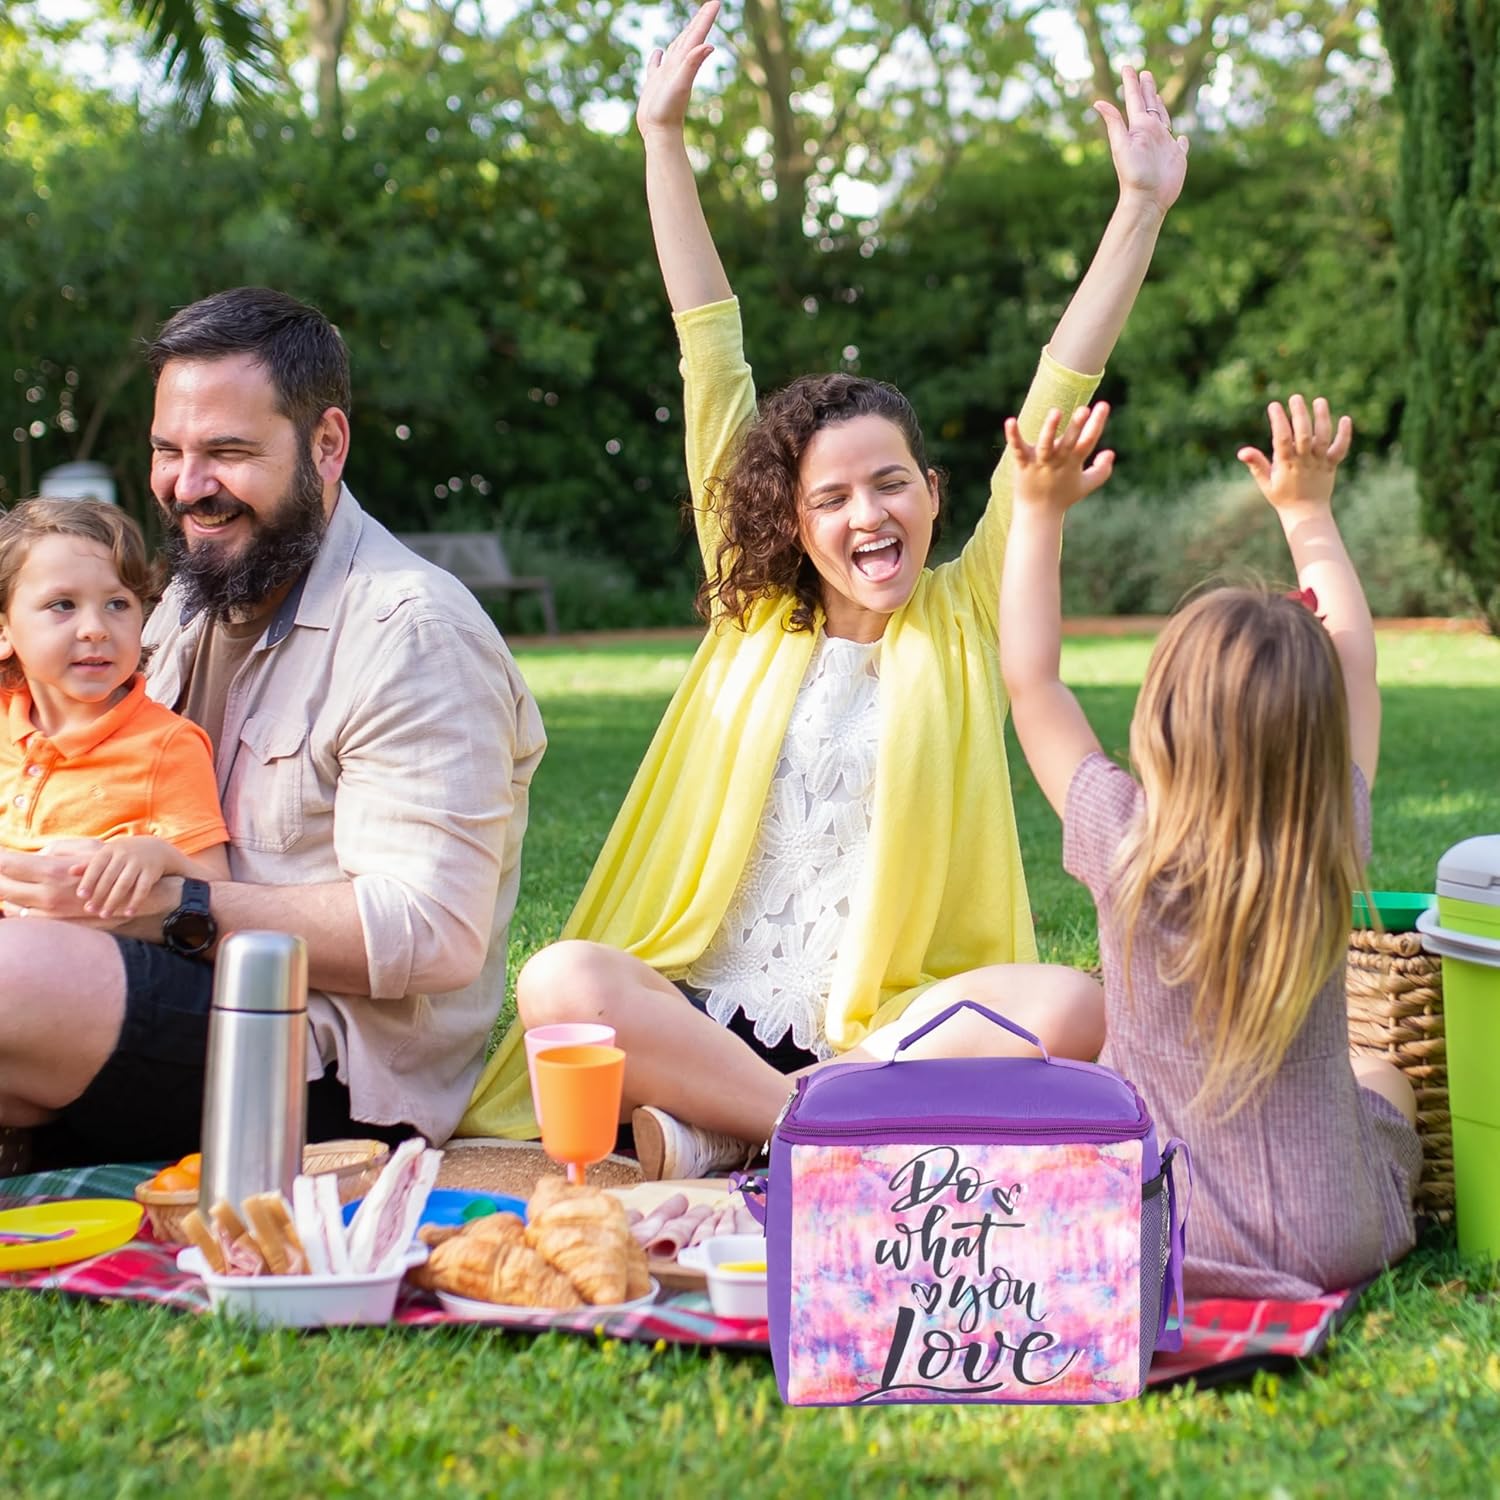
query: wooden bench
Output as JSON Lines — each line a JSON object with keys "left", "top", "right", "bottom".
{"left": 396, "top": 531, "right": 559, "bottom": 636}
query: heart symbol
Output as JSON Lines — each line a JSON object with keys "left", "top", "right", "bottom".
{"left": 991, "top": 1182, "right": 1023, "bottom": 1215}
{"left": 910, "top": 1281, "right": 941, "bottom": 1314}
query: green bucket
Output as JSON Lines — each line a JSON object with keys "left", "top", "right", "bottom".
{"left": 1419, "top": 835, "right": 1500, "bottom": 1260}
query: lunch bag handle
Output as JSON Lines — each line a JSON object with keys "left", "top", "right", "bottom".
{"left": 887, "top": 999, "right": 1052, "bottom": 1062}
{"left": 1155, "top": 1138, "right": 1194, "bottom": 1352}
{"left": 731, "top": 1171, "right": 768, "bottom": 1227}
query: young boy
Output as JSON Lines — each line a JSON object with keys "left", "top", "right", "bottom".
{"left": 0, "top": 498, "right": 229, "bottom": 917}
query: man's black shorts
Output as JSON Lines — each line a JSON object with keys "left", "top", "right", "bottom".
{"left": 30, "top": 937, "right": 417, "bottom": 1170}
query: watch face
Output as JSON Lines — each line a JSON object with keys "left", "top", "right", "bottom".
{"left": 167, "top": 911, "right": 216, "bottom": 954}
{"left": 165, "top": 881, "right": 217, "bottom": 956}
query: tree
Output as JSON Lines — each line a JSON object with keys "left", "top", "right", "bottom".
{"left": 115, "top": 0, "right": 283, "bottom": 117}
{"left": 1381, "top": 0, "right": 1500, "bottom": 631}
{"left": 479, "top": 0, "right": 1046, "bottom": 284}
{"left": 2, "top": 4, "right": 1420, "bottom": 628}
{"left": 305, "top": 0, "right": 352, "bottom": 125}
{"left": 1064, "top": 1, "right": 1382, "bottom": 130}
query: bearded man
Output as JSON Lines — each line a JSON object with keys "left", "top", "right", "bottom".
{"left": 0, "top": 287, "right": 545, "bottom": 1171}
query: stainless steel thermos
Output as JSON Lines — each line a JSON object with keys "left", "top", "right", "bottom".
{"left": 199, "top": 930, "right": 309, "bottom": 1214}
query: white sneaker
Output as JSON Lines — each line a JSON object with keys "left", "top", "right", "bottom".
{"left": 632, "top": 1106, "right": 755, "bottom": 1180}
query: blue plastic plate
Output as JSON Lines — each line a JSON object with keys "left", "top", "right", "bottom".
{"left": 341, "top": 1187, "right": 527, "bottom": 1228}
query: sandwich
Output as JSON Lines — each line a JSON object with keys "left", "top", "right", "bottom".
{"left": 291, "top": 1170, "right": 351, "bottom": 1276}
{"left": 210, "top": 1200, "right": 268, "bottom": 1275}
{"left": 346, "top": 1137, "right": 441, "bottom": 1276}
{"left": 180, "top": 1208, "right": 227, "bottom": 1275}
{"left": 242, "top": 1192, "right": 307, "bottom": 1276}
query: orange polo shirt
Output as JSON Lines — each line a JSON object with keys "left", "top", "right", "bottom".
{"left": 0, "top": 674, "right": 227, "bottom": 855}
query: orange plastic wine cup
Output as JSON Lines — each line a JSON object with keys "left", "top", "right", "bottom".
{"left": 533, "top": 1044, "right": 627, "bottom": 1185}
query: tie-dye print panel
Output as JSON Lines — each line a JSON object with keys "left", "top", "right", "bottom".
{"left": 785, "top": 1140, "right": 1144, "bottom": 1404}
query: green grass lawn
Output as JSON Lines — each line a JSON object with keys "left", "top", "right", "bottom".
{"left": 4, "top": 629, "right": 1499, "bottom": 1499}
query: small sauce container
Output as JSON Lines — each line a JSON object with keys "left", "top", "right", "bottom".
{"left": 703, "top": 1233, "right": 768, "bottom": 1322}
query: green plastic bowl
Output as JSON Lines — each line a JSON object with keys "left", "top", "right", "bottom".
{"left": 1351, "top": 891, "right": 1436, "bottom": 933}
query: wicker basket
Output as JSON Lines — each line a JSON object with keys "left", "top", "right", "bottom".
{"left": 132, "top": 1183, "right": 198, "bottom": 1245}
{"left": 301, "top": 1138, "right": 390, "bottom": 1204}
{"left": 1346, "top": 928, "right": 1452, "bottom": 1221}
{"left": 135, "top": 1138, "right": 391, "bottom": 1245}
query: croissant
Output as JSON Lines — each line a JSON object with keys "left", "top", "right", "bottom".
{"left": 465, "top": 1212, "right": 527, "bottom": 1244}
{"left": 417, "top": 1226, "right": 581, "bottom": 1308}
{"left": 623, "top": 1237, "right": 652, "bottom": 1301}
{"left": 526, "top": 1175, "right": 597, "bottom": 1219}
{"left": 418, "top": 1212, "right": 521, "bottom": 1252}
{"left": 524, "top": 1196, "right": 635, "bottom": 1304}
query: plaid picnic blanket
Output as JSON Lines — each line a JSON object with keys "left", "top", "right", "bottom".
{"left": 2, "top": 1164, "right": 1361, "bottom": 1386}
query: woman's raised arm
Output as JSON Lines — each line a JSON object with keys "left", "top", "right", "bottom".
{"left": 638, "top": 1, "right": 732, "bottom": 313}
{"left": 961, "top": 66, "right": 1188, "bottom": 627}
{"left": 1048, "top": 66, "right": 1189, "bottom": 374}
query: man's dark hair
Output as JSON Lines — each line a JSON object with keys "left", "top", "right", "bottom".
{"left": 147, "top": 287, "right": 351, "bottom": 440}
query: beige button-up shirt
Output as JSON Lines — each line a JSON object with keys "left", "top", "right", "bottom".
{"left": 143, "top": 487, "right": 545, "bottom": 1142}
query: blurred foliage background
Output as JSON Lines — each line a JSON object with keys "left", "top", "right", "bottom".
{"left": 0, "top": 2, "right": 1484, "bottom": 627}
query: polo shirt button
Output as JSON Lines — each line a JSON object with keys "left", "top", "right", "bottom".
{"left": 25, "top": 764, "right": 41, "bottom": 777}
{"left": 11, "top": 795, "right": 25, "bottom": 808}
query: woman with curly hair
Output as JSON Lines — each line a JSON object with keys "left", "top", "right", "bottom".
{"left": 460, "top": 1, "right": 1190, "bottom": 1176}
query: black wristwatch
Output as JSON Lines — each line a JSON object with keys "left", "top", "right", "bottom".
{"left": 162, "top": 877, "right": 218, "bottom": 958}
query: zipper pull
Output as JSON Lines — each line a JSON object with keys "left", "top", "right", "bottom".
{"left": 760, "top": 1085, "right": 799, "bottom": 1157}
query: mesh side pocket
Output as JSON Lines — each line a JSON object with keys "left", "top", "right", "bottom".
{"left": 1137, "top": 1176, "right": 1169, "bottom": 1389}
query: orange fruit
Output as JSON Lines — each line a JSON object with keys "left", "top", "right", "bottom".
{"left": 149, "top": 1166, "right": 197, "bottom": 1193}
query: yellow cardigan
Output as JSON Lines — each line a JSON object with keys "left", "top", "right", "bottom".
{"left": 457, "top": 298, "right": 1099, "bottom": 1138}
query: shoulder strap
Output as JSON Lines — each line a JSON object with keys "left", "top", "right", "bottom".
{"left": 1155, "top": 1137, "right": 1193, "bottom": 1352}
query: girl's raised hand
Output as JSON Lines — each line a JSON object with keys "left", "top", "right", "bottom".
{"left": 1237, "top": 394, "right": 1354, "bottom": 513}
{"left": 1007, "top": 403, "right": 1115, "bottom": 514}
{"left": 1093, "top": 66, "right": 1189, "bottom": 218}
{"left": 637, "top": 1, "right": 719, "bottom": 142}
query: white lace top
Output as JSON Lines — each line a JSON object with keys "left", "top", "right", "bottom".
{"left": 682, "top": 632, "right": 880, "bottom": 1059}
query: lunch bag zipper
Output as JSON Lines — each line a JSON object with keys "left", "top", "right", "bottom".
{"left": 776, "top": 1116, "right": 1152, "bottom": 1145}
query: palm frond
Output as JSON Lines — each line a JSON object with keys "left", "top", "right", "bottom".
{"left": 122, "top": 0, "right": 283, "bottom": 117}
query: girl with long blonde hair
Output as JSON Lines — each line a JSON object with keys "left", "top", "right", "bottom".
{"left": 1000, "top": 395, "right": 1421, "bottom": 1298}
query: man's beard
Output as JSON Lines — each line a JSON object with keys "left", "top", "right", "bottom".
{"left": 162, "top": 449, "right": 328, "bottom": 622}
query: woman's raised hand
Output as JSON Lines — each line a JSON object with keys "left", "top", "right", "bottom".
{"left": 1093, "top": 66, "right": 1189, "bottom": 219}
{"left": 637, "top": 1, "right": 720, "bottom": 142}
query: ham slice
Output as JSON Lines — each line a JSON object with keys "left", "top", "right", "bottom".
{"left": 629, "top": 1193, "right": 689, "bottom": 1250}
{"left": 624, "top": 1188, "right": 767, "bottom": 1260}
{"left": 646, "top": 1201, "right": 717, "bottom": 1259}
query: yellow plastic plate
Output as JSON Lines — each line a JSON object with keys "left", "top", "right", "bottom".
{"left": 0, "top": 1199, "right": 143, "bottom": 1272}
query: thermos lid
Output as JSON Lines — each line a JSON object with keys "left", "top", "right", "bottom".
{"left": 1435, "top": 835, "right": 1500, "bottom": 905}
{"left": 211, "top": 930, "right": 309, "bottom": 1013}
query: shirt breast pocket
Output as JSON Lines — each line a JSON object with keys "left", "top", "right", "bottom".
{"left": 225, "top": 713, "right": 309, "bottom": 854}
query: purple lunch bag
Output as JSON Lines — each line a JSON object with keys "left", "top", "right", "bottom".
{"left": 742, "top": 1000, "right": 1191, "bottom": 1406}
